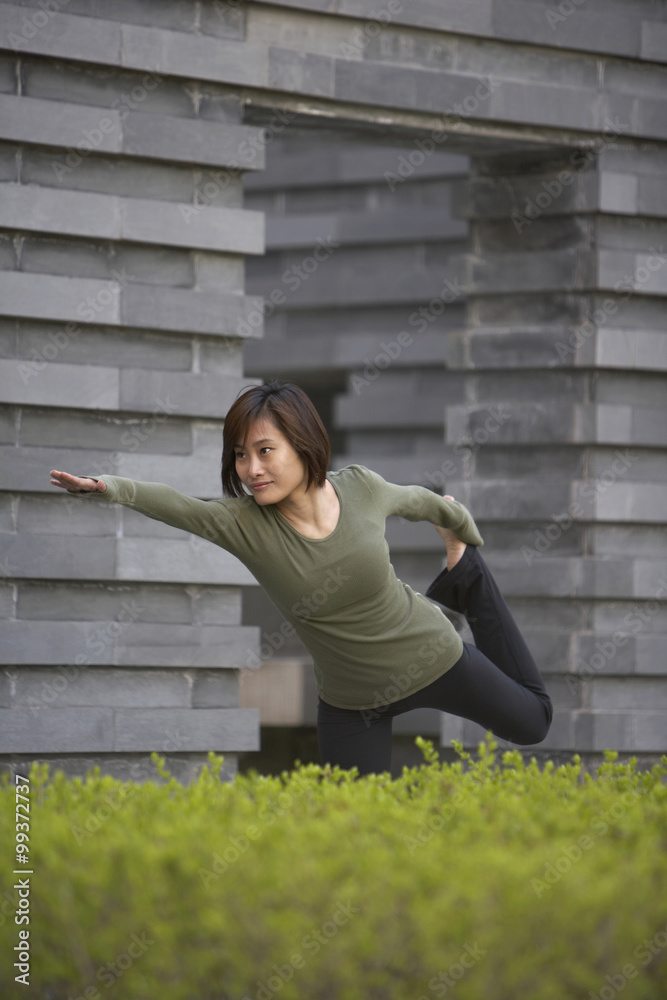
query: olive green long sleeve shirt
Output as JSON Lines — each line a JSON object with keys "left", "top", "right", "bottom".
{"left": 77, "top": 464, "right": 483, "bottom": 710}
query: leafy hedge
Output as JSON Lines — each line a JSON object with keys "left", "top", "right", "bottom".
{"left": 1, "top": 737, "right": 666, "bottom": 1000}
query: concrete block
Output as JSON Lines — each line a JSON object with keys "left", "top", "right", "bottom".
{"left": 15, "top": 582, "right": 194, "bottom": 625}
{"left": 638, "top": 176, "right": 667, "bottom": 217}
{"left": 591, "top": 678, "right": 667, "bottom": 712}
{"left": 0, "top": 93, "right": 122, "bottom": 153}
{"left": 192, "top": 669, "right": 240, "bottom": 708}
{"left": 595, "top": 483, "right": 667, "bottom": 524}
{"left": 17, "top": 495, "right": 117, "bottom": 537}
{"left": 488, "top": 79, "right": 599, "bottom": 132}
{"left": 0, "top": 405, "right": 16, "bottom": 444}
{"left": 22, "top": 147, "right": 196, "bottom": 204}
{"left": 0, "top": 750, "right": 239, "bottom": 784}
{"left": 0, "top": 183, "right": 264, "bottom": 255}
{"left": 492, "top": 0, "right": 640, "bottom": 57}
{"left": 0, "top": 52, "right": 16, "bottom": 94}
{"left": 120, "top": 285, "right": 264, "bottom": 337}
{"left": 0, "top": 359, "right": 120, "bottom": 410}
{"left": 338, "top": 0, "right": 493, "bottom": 34}
{"left": 17, "top": 321, "right": 192, "bottom": 373}
{"left": 268, "top": 47, "right": 334, "bottom": 98}
{"left": 0, "top": 272, "right": 120, "bottom": 325}
{"left": 114, "top": 623, "right": 259, "bottom": 668}
{"left": 55, "top": 0, "right": 197, "bottom": 33}
{"left": 641, "top": 21, "right": 667, "bottom": 61}
{"left": 190, "top": 587, "right": 242, "bottom": 626}
{"left": 335, "top": 59, "right": 493, "bottom": 116}
{"left": 590, "top": 711, "right": 666, "bottom": 751}
{"left": 120, "top": 23, "right": 266, "bottom": 90}
{"left": 362, "top": 29, "right": 454, "bottom": 72}
{"left": 636, "top": 635, "right": 667, "bottom": 675}
{"left": 199, "top": 1, "right": 246, "bottom": 41}
{"left": 116, "top": 538, "right": 255, "bottom": 586}
{"left": 11, "top": 667, "right": 193, "bottom": 709}
{"left": 0, "top": 5, "right": 122, "bottom": 63}
{"left": 0, "top": 670, "right": 10, "bottom": 707}
{"left": 0, "top": 707, "right": 114, "bottom": 753}
{"left": 113, "top": 707, "right": 259, "bottom": 751}
{"left": 123, "top": 200, "right": 264, "bottom": 255}
{"left": 19, "top": 406, "right": 193, "bottom": 455}
{"left": 596, "top": 329, "right": 667, "bottom": 371}
{"left": 1, "top": 535, "right": 117, "bottom": 585}
{"left": 118, "top": 370, "right": 249, "bottom": 419}
{"left": 198, "top": 337, "right": 245, "bottom": 376}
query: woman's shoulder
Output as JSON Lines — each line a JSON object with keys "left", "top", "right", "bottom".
{"left": 329, "top": 464, "right": 387, "bottom": 496}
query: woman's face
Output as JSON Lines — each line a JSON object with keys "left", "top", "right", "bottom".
{"left": 234, "top": 417, "right": 309, "bottom": 505}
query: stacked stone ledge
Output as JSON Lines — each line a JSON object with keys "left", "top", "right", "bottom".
{"left": 0, "top": 39, "right": 266, "bottom": 782}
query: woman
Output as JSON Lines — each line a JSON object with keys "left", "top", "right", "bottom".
{"left": 50, "top": 380, "right": 552, "bottom": 775}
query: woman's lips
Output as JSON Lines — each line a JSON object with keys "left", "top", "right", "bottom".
{"left": 251, "top": 482, "right": 272, "bottom": 491}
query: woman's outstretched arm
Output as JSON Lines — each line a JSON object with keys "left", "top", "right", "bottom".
{"left": 49, "top": 469, "right": 244, "bottom": 553}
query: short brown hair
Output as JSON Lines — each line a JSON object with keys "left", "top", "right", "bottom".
{"left": 222, "top": 381, "right": 330, "bottom": 497}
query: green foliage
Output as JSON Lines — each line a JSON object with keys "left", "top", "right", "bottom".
{"left": 1, "top": 736, "right": 666, "bottom": 1000}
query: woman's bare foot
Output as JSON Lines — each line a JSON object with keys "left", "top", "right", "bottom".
{"left": 435, "top": 495, "right": 467, "bottom": 570}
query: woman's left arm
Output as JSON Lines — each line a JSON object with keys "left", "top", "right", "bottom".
{"left": 359, "top": 466, "right": 484, "bottom": 546}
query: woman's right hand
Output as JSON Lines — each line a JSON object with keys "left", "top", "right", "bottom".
{"left": 49, "top": 470, "right": 106, "bottom": 493}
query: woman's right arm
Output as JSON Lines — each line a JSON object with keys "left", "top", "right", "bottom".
{"left": 49, "top": 469, "right": 240, "bottom": 551}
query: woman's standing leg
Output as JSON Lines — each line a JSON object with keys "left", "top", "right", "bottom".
{"left": 317, "top": 697, "right": 394, "bottom": 775}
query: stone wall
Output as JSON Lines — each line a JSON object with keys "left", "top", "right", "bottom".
{"left": 0, "top": 0, "right": 665, "bottom": 775}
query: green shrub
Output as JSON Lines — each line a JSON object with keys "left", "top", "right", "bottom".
{"left": 1, "top": 736, "right": 666, "bottom": 1000}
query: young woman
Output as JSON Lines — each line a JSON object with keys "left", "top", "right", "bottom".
{"left": 50, "top": 380, "right": 552, "bottom": 775}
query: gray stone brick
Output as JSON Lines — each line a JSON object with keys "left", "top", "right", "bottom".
{"left": 0, "top": 183, "right": 264, "bottom": 256}
{"left": 17, "top": 495, "right": 117, "bottom": 537}
{"left": 115, "top": 622, "right": 259, "bottom": 668}
{"left": 118, "top": 370, "right": 249, "bottom": 419}
{"left": 1, "top": 535, "right": 117, "bottom": 585}
{"left": 123, "top": 200, "right": 264, "bottom": 255}
{"left": 191, "top": 669, "right": 240, "bottom": 708}
{"left": 11, "top": 667, "right": 192, "bottom": 709}
{"left": 0, "top": 143, "right": 18, "bottom": 182}
{"left": 0, "top": 359, "right": 120, "bottom": 410}
{"left": 199, "top": 1, "right": 246, "bottom": 41}
{"left": 20, "top": 50, "right": 190, "bottom": 118}
{"left": 190, "top": 587, "right": 242, "bottom": 626}
{"left": 115, "top": 538, "right": 255, "bottom": 586}
{"left": 16, "top": 582, "right": 193, "bottom": 624}
{"left": 113, "top": 707, "right": 259, "bottom": 751}
{"left": 0, "top": 272, "right": 120, "bottom": 326}
{"left": 120, "top": 285, "right": 264, "bottom": 337}
{"left": 20, "top": 407, "right": 193, "bottom": 455}
{"left": 0, "top": 405, "right": 16, "bottom": 444}
{"left": 198, "top": 337, "right": 245, "bottom": 376}
{"left": 193, "top": 252, "right": 245, "bottom": 293}
{"left": 120, "top": 24, "right": 266, "bottom": 91}
{"left": 0, "top": 93, "right": 122, "bottom": 152}
{"left": 591, "top": 678, "right": 667, "bottom": 712}
{"left": 338, "top": 0, "right": 493, "bottom": 34}
{"left": 0, "top": 5, "right": 122, "bottom": 63}
{"left": 268, "top": 47, "right": 334, "bottom": 98}
{"left": 335, "top": 60, "right": 493, "bottom": 116}
{"left": 17, "top": 321, "right": 192, "bottom": 373}
{"left": 492, "top": 0, "right": 640, "bottom": 58}
{"left": 0, "top": 52, "right": 16, "bottom": 94}
{"left": 0, "top": 707, "right": 114, "bottom": 753}
{"left": 641, "top": 21, "right": 667, "bottom": 62}
{"left": 636, "top": 634, "right": 667, "bottom": 675}
{"left": 0, "top": 669, "right": 10, "bottom": 707}
{"left": 21, "top": 148, "right": 196, "bottom": 204}
{"left": 49, "top": 0, "right": 197, "bottom": 33}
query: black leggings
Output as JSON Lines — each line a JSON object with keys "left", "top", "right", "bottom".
{"left": 317, "top": 545, "right": 553, "bottom": 775}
